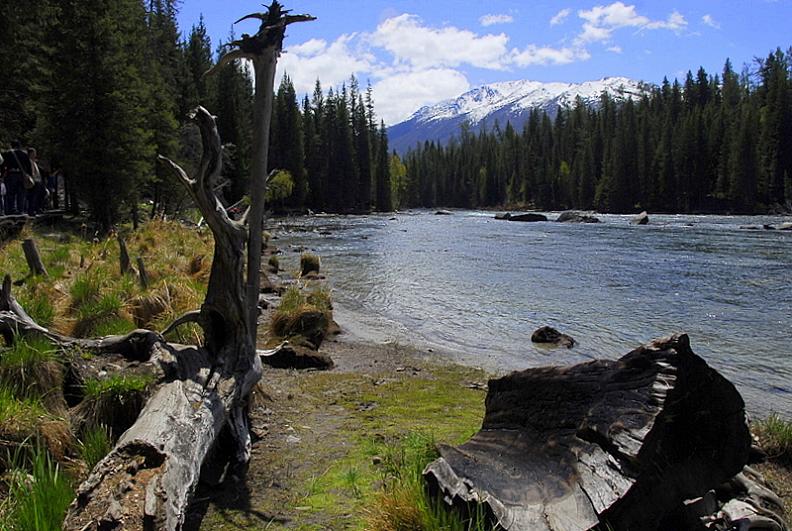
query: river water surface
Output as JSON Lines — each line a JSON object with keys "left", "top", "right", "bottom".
{"left": 274, "top": 211, "right": 792, "bottom": 418}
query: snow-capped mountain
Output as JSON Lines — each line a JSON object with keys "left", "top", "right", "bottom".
{"left": 388, "top": 77, "right": 648, "bottom": 153}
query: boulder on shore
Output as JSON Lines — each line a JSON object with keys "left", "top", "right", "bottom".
{"left": 556, "top": 210, "right": 600, "bottom": 223}
{"left": 531, "top": 325, "right": 575, "bottom": 348}
{"left": 509, "top": 213, "right": 548, "bottom": 222}
{"left": 494, "top": 212, "right": 512, "bottom": 220}
{"left": 632, "top": 211, "right": 649, "bottom": 225}
{"left": 777, "top": 222, "right": 792, "bottom": 231}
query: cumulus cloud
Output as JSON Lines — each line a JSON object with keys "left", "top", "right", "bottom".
{"left": 370, "top": 14, "right": 511, "bottom": 70}
{"left": 373, "top": 69, "right": 470, "bottom": 124}
{"left": 702, "top": 14, "right": 721, "bottom": 29}
{"left": 278, "top": 34, "right": 375, "bottom": 96}
{"left": 576, "top": 2, "right": 688, "bottom": 44}
{"left": 550, "top": 8, "right": 572, "bottom": 26}
{"left": 479, "top": 13, "right": 514, "bottom": 27}
{"left": 607, "top": 45, "right": 623, "bottom": 53}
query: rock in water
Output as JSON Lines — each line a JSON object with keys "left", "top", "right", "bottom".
{"left": 777, "top": 222, "right": 792, "bottom": 231}
{"left": 531, "top": 326, "right": 575, "bottom": 348}
{"left": 435, "top": 210, "right": 453, "bottom": 215}
{"left": 424, "top": 334, "right": 752, "bottom": 531}
{"left": 556, "top": 210, "right": 600, "bottom": 223}
{"left": 632, "top": 211, "right": 649, "bottom": 225}
{"left": 510, "top": 213, "right": 548, "bottom": 222}
{"left": 494, "top": 212, "right": 512, "bottom": 220}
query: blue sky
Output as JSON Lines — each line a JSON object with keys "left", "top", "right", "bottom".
{"left": 177, "top": 1, "right": 792, "bottom": 124}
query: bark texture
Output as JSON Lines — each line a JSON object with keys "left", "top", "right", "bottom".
{"left": 424, "top": 334, "right": 753, "bottom": 531}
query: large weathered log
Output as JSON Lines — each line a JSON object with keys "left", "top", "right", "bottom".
{"left": 424, "top": 334, "right": 752, "bottom": 531}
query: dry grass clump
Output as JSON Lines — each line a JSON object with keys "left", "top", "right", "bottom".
{"left": 269, "top": 285, "right": 333, "bottom": 345}
{"left": 300, "top": 252, "right": 321, "bottom": 276}
{"left": 268, "top": 254, "right": 280, "bottom": 273}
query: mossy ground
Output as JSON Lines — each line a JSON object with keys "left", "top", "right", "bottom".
{"left": 191, "top": 340, "right": 488, "bottom": 530}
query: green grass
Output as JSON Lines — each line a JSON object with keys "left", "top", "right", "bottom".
{"left": 0, "top": 386, "right": 46, "bottom": 429}
{"left": 78, "top": 425, "right": 112, "bottom": 470}
{"left": 270, "top": 284, "right": 333, "bottom": 342}
{"left": 300, "top": 252, "right": 321, "bottom": 276}
{"left": 365, "top": 432, "right": 492, "bottom": 531}
{"left": 16, "top": 291, "right": 55, "bottom": 328}
{"left": 0, "top": 445, "right": 75, "bottom": 531}
{"left": 0, "top": 336, "right": 62, "bottom": 407}
{"left": 756, "top": 414, "right": 792, "bottom": 464}
{"left": 83, "top": 374, "right": 154, "bottom": 399}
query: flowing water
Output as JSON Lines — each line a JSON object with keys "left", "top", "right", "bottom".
{"left": 274, "top": 211, "right": 792, "bottom": 418}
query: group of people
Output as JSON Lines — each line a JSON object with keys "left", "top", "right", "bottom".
{"left": 0, "top": 140, "right": 57, "bottom": 216}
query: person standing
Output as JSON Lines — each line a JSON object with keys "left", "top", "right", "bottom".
{"left": 1, "top": 141, "right": 32, "bottom": 215}
{"left": 26, "top": 148, "right": 46, "bottom": 215}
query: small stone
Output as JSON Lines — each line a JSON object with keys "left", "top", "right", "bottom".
{"left": 372, "top": 456, "right": 383, "bottom": 465}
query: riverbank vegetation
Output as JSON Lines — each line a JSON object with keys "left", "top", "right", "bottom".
{"left": 399, "top": 47, "right": 792, "bottom": 215}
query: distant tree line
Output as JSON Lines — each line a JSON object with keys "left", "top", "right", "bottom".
{"left": 399, "top": 48, "right": 792, "bottom": 214}
{"left": 0, "top": 0, "right": 391, "bottom": 228}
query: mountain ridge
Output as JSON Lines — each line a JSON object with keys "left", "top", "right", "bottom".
{"left": 388, "top": 77, "right": 648, "bottom": 153}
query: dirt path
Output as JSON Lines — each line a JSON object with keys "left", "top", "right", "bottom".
{"left": 186, "top": 336, "right": 489, "bottom": 530}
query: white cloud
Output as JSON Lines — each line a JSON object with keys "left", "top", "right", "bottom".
{"left": 278, "top": 34, "right": 374, "bottom": 96}
{"left": 576, "top": 2, "right": 688, "bottom": 44}
{"left": 512, "top": 45, "right": 590, "bottom": 66}
{"left": 702, "top": 14, "right": 721, "bottom": 29}
{"left": 479, "top": 13, "right": 514, "bottom": 27}
{"left": 373, "top": 69, "right": 470, "bottom": 124}
{"left": 550, "top": 8, "right": 572, "bottom": 26}
{"left": 370, "top": 14, "right": 511, "bottom": 70}
{"left": 607, "top": 45, "right": 623, "bottom": 53}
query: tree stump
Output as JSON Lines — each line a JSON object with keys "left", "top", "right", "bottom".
{"left": 118, "top": 235, "right": 132, "bottom": 275}
{"left": 424, "top": 334, "right": 753, "bottom": 531}
{"left": 22, "top": 238, "right": 48, "bottom": 276}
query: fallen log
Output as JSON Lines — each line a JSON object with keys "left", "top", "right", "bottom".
{"left": 424, "top": 334, "right": 753, "bottom": 531}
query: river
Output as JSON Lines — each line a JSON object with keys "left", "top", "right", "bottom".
{"left": 273, "top": 210, "right": 792, "bottom": 419}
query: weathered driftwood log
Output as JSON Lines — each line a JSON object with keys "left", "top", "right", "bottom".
{"left": 424, "top": 334, "right": 752, "bottom": 531}
{"left": 22, "top": 238, "right": 48, "bottom": 276}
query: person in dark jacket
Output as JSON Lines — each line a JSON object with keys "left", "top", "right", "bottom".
{"left": 1, "top": 140, "right": 32, "bottom": 215}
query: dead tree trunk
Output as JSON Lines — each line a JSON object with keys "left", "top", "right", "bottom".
{"left": 424, "top": 334, "right": 752, "bottom": 531}
{"left": 136, "top": 256, "right": 149, "bottom": 289}
{"left": 22, "top": 238, "right": 48, "bottom": 276}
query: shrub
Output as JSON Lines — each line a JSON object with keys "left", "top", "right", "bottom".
{"left": 268, "top": 255, "right": 279, "bottom": 272}
{"left": 300, "top": 252, "right": 321, "bottom": 276}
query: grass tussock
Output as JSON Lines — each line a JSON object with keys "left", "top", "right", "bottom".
{"left": 0, "top": 445, "right": 75, "bottom": 531}
{"left": 756, "top": 414, "right": 792, "bottom": 465}
{"left": 270, "top": 284, "right": 332, "bottom": 342}
{"left": 268, "top": 254, "right": 279, "bottom": 272}
{"left": 364, "top": 432, "right": 492, "bottom": 531}
{"left": 300, "top": 252, "right": 321, "bottom": 276}
{"left": 78, "top": 425, "right": 112, "bottom": 470}
{"left": 0, "top": 336, "right": 64, "bottom": 411}
{"left": 76, "top": 374, "right": 155, "bottom": 438}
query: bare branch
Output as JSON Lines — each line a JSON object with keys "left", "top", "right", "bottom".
{"left": 204, "top": 49, "right": 248, "bottom": 77}
{"left": 161, "top": 310, "right": 202, "bottom": 337}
